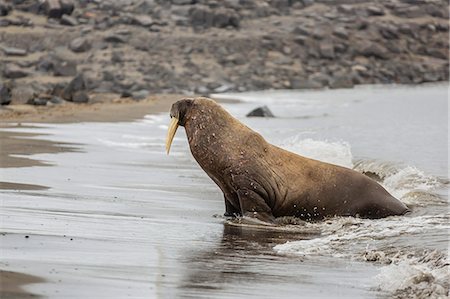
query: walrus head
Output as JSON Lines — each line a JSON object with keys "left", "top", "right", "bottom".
{"left": 166, "top": 99, "right": 194, "bottom": 154}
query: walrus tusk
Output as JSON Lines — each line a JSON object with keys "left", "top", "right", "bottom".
{"left": 166, "top": 117, "right": 179, "bottom": 154}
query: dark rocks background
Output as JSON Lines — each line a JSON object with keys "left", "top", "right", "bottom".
{"left": 0, "top": 0, "right": 448, "bottom": 106}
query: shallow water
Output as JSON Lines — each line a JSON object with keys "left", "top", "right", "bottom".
{"left": 1, "top": 84, "right": 448, "bottom": 298}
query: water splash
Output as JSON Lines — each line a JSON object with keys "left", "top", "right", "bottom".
{"left": 279, "top": 137, "right": 353, "bottom": 168}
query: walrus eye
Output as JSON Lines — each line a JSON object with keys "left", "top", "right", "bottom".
{"left": 166, "top": 117, "right": 179, "bottom": 154}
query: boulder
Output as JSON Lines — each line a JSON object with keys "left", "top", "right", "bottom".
{"left": 367, "top": 6, "right": 385, "bottom": 16}
{"left": 190, "top": 6, "right": 214, "bottom": 29}
{"left": 333, "top": 27, "right": 348, "bottom": 39}
{"left": 0, "top": 1, "right": 12, "bottom": 16}
{"left": 10, "top": 85, "right": 37, "bottom": 104}
{"left": 69, "top": 37, "right": 91, "bottom": 53}
{"left": 358, "top": 42, "right": 389, "bottom": 59}
{"left": 130, "top": 15, "right": 154, "bottom": 27}
{"left": 53, "top": 59, "right": 77, "bottom": 76}
{"left": 0, "top": 82, "right": 12, "bottom": 105}
{"left": 43, "top": 0, "right": 74, "bottom": 19}
{"left": 72, "top": 91, "right": 89, "bottom": 103}
{"left": 1, "top": 46, "right": 27, "bottom": 56}
{"left": 62, "top": 74, "right": 88, "bottom": 102}
{"left": 60, "top": 14, "right": 78, "bottom": 26}
{"left": 319, "top": 41, "right": 335, "bottom": 59}
{"left": 246, "top": 105, "right": 275, "bottom": 117}
{"left": 3, "top": 64, "right": 30, "bottom": 79}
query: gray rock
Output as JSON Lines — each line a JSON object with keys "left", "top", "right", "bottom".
{"left": 72, "top": 91, "right": 89, "bottom": 103}
{"left": 319, "top": 41, "right": 335, "bottom": 59}
{"left": 49, "top": 96, "right": 65, "bottom": 104}
{"left": 60, "top": 14, "right": 78, "bottom": 26}
{"left": 246, "top": 105, "right": 275, "bottom": 117}
{"left": 104, "top": 34, "right": 127, "bottom": 43}
{"left": 172, "top": 0, "right": 193, "bottom": 4}
{"left": 11, "top": 85, "right": 37, "bottom": 104}
{"left": 290, "top": 78, "right": 323, "bottom": 89}
{"left": 69, "top": 37, "right": 91, "bottom": 53}
{"left": 358, "top": 43, "right": 389, "bottom": 59}
{"left": 378, "top": 24, "right": 398, "bottom": 39}
{"left": 0, "top": 1, "right": 12, "bottom": 16}
{"left": 190, "top": 6, "right": 214, "bottom": 29}
{"left": 53, "top": 59, "right": 77, "bottom": 76}
{"left": 62, "top": 74, "right": 86, "bottom": 101}
{"left": 27, "top": 97, "right": 48, "bottom": 106}
{"left": 131, "top": 89, "right": 149, "bottom": 100}
{"left": 0, "top": 82, "right": 11, "bottom": 105}
{"left": 333, "top": 27, "right": 348, "bottom": 39}
{"left": 130, "top": 15, "right": 154, "bottom": 27}
{"left": 329, "top": 75, "right": 354, "bottom": 89}
{"left": 1, "top": 46, "right": 27, "bottom": 56}
{"left": 292, "top": 25, "right": 310, "bottom": 36}
{"left": 213, "top": 9, "right": 240, "bottom": 28}
{"left": 43, "top": 0, "right": 63, "bottom": 19}
{"left": 367, "top": 6, "right": 385, "bottom": 16}
{"left": 3, "top": 64, "right": 29, "bottom": 79}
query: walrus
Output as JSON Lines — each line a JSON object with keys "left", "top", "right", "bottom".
{"left": 166, "top": 97, "right": 409, "bottom": 223}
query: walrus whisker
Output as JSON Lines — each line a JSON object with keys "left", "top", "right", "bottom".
{"left": 166, "top": 117, "right": 179, "bottom": 154}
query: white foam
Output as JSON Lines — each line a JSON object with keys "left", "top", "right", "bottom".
{"left": 375, "top": 251, "right": 449, "bottom": 298}
{"left": 279, "top": 137, "right": 353, "bottom": 168}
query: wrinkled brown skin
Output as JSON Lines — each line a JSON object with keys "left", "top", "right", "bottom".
{"left": 170, "top": 97, "right": 410, "bottom": 223}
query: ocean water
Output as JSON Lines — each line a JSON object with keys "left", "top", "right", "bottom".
{"left": 1, "top": 84, "right": 448, "bottom": 298}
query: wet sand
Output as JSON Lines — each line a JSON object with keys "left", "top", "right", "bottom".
{"left": 0, "top": 270, "right": 44, "bottom": 299}
{"left": 1, "top": 86, "right": 447, "bottom": 298}
{"left": 0, "top": 95, "right": 178, "bottom": 297}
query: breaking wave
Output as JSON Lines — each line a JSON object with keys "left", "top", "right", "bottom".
{"left": 279, "top": 137, "right": 353, "bottom": 168}
{"left": 273, "top": 137, "right": 449, "bottom": 298}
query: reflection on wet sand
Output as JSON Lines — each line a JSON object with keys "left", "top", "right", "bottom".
{"left": 0, "top": 128, "right": 79, "bottom": 168}
{"left": 178, "top": 224, "right": 317, "bottom": 296}
{"left": 0, "top": 270, "right": 44, "bottom": 299}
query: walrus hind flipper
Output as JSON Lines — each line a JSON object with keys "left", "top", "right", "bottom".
{"left": 236, "top": 188, "right": 276, "bottom": 223}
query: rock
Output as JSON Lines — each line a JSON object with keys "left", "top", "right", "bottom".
{"left": 3, "top": 64, "right": 29, "bottom": 79}
{"left": 104, "top": 34, "right": 127, "bottom": 43}
{"left": 0, "top": 82, "right": 12, "bottom": 105}
{"left": 172, "top": 0, "right": 193, "bottom": 4}
{"left": 69, "top": 37, "right": 91, "bottom": 53}
{"left": 333, "top": 27, "right": 348, "bottom": 39}
{"left": 72, "top": 91, "right": 89, "bottom": 103}
{"left": 10, "top": 85, "right": 37, "bottom": 104}
{"left": 43, "top": 0, "right": 74, "bottom": 18}
{"left": 1, "top": 46, "right": 27, "bottom": 56}
{"left": 190, "top": 6, "right": 214, "bottom": 29}
{"left": 213, "top": 9, "right": 240, "bottom": 28}
{"left": 329, "top": 75, "right": 354, "bottom": 89}
{"left": 290, "top": 78, "right": 323, "bottom": 89}
{"left": 292, "top": 25, "right": 310, "bottom": 36}
{"left": 53, "top": 59, "right": 77, "bottom": 76}
{"left": 312, "top": 28, "right": 325, "bottom": 40}
{"left": 393, "top": 6, "right": 426, "bottom": 19}
{"left": 27, "top": 97, "right": 48, "bottom": 106}
{"left": 60, "top": 14, "right": 78, "bottom": 26}
{"left": 131, "top": 89, "right": 149, "bottom": 100}
{"left": 0, "top": 1, "right": 12, "bottom": 16}
{"left": 367, "top": 6, "right": 385, "bottom": 16}
{"left": 246, "top": 106, "right": 275, "bottom": 117}
{"left": 214, "top": 84, "right": 234, "bottom": 93}
{"left": 130, "top": 15, "right": 154, "bottom": 27}
{"left": 358, "top": 43, "right": 389, "bottom": 59}
{"left": 378, "top": 24, "right": 398, "bottom": 39}
{"left": 62, "top": 74, "right": 87, "bottom": 101}
{"left": 319, "top": 41, "right": 335, "bottom": 59}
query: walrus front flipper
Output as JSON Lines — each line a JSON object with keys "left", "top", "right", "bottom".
{"left": 236, "top": 189, "right": 276, "bottom": 224}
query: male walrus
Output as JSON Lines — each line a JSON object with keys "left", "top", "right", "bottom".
{"left": 166, "top": 97, "right": 409, "bottom": 223}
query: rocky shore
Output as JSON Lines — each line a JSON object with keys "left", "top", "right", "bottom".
{"left": 0, "top": 0, "right": 448, "bottom": 108}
